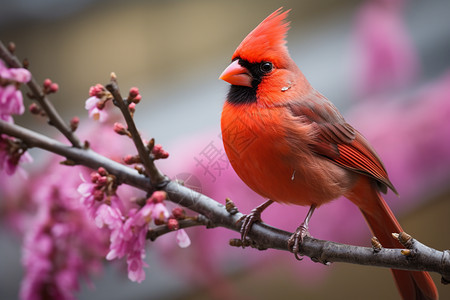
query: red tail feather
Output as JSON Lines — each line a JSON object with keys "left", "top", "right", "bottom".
{"left": 347, "top": 178, "right": 438, "bottom": 300}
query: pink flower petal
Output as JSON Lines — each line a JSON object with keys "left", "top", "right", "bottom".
{"left": 176, "top": 229, "right": 191, "bottom": 248}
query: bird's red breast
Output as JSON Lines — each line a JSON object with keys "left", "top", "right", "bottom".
{"left": 220, "top": 8, "right": 395, "bottom": 206}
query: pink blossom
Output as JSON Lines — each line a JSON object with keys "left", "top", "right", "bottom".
{"left": 96, "top": 191, "right": 181, "bottom": 283}
{"left": 0, "top": 59, "right": 31, "bottom": 82}
{"left": 18, "top": 163, "right": 108, "bottom": 300}
{"left": 95, "top": 203, "right": 124, "bottom": 229}
{"left": 1, "top": 120, "right": 148, "bottom": 298}
{"left": 0, "top": 59, "right": 30, "bottom": 122}
{"left": 152, "top": 202, "right": 170, "bottom": 223}
{"left": 176, "top": 229, "right": 191, "bottom": 248}
{"left": 77, "top": 166, "right": 125, "bottom": 220}
{"left": 85, "top": 96, "right": 108, "bottom": 122}
{"left": 100, "top": 200, "right": 154, "bottom": 279}
{"left": 4, "top": 150, "right": 32, "bottom": 176}
{"left": 102, "top": 205, "right": 150, "bottom": 282}
{"left": 85, "top": 84, "right": 110, "bottom": 122}
{"left": 0, "top": 135, "right": 33, "bottom": 175}
{"left": 0, "top": 84, "right": 25, "bottom": 119}
{"left": 77, "top": 179, "right": 98, "bottom": 218}
{"left": 126, "top": 249, "right": 148, "bottom": 283}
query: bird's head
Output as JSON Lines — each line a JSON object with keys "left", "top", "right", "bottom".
{"left": 220, "top": 8, "right": 306, "bottom": 105}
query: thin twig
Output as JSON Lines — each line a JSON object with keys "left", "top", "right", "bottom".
{"left": 147, "top": 215, "right": 215, "bottom": 241}
{"left": 0, "top": 40, "right": 82, "bottom": 148}
{"left": 105, "top": 80, "right": 167, "bottom": 187}
{"left": 1, "top": 119, "right": 449, "bottom": 283}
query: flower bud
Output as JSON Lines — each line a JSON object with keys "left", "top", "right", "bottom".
{"left": 89, "top": 84, "right": 105, "bottom": 97}
{"left": 97, "top": 176, "right": 108, "bottom": 186}
{"left": 43, "top": 78, "right": 52, "bottom": 89}
{"left": 91, "top": 172, "right": 101, "bottom": 183}
{"left": 128, "top": 102, "right": 136, "bottom": 114}
{"left": 123, "top": 155, "right": 140, "bottom": 165}
{"left": 167, "top": 218, "right": 179, "bottom": 231}
{"left": 70, "top": 116, "right": 79, "bottom": 132}
{"left": 93, "top": 189, "right": 104, "bottom": 201}
{"left": 49, "top": 82, "right": 59, "bottom": 93}
{"left": 129, "top": 87, "right": 139, "bottom": 98}
{"left": 113, "top": 122, "right": 131, "bottom": 137}
{"left": 149, "top": 191, "right": 167, "bottom": 203}
{"left": 172, "top": 207, "right": 186, "bottom": 220}
{"left": 29, "top": 103, "right": 41, "bottom": 115}
{"left": 152, "top": 144, "right": 169, "bottom": 159}
{"left": 97, "top": 167, "right": 107, "bottom": 176}
{"left": 132, "top": 94, "right": 141, "bottom": 104}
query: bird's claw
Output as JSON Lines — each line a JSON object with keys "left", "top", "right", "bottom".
{"left": 288, "top": 223, "right": 310, "bottom": 260}
{"left": 236, "top": 209, "right": 262, "bottom": 243}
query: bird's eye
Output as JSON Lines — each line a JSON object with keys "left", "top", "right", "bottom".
{"left": 260, "top": 62, "right": 273, "bottom": 73}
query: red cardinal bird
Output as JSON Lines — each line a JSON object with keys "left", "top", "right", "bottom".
{"left": 220, "top": 8, "right": 438, "bottom": 300}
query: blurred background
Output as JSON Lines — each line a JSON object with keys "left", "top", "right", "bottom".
{"left": 1, "top": 0, "right": 449, "bottom": 299}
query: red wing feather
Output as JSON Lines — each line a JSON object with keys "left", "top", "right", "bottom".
{"left": 287, "top": 97, "right": 397, "bottom": 194}
{"left": 334, "top": 134, "right": 397, "bottom": 194}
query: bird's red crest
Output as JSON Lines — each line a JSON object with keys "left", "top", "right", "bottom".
{"left": 232, "top": 8, "right": 291, "bottom": 67}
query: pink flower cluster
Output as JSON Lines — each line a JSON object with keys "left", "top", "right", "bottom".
{"left": 77, "top": 167, "right": 122, "bottom": 218}
{"left": 0, "top": 135, "right": 32, "bottom": 175}
{"left": 85, "top": 85, "right": 143, "bottom": 122}
{"left": 0, "top": 59, "right": 31, "bottom": 123}
{"left": 85, "top": 84, "right": 110, "bottom": 122}
{"left": 95, "top": 191, "right": 191, "bottom": 282}
{"left": 78, "top": 167, "right": 190, "bottom": 283}
{"left": 19, "top": 164, "right": 108, "bottom": 300}
{"left": 0, "top": 59, "right": 32, "bottom": 175}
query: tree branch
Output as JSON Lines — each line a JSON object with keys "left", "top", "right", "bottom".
{"left": 0, "top": 40, "right": 82, "bottom": 148}
{"left": 105, "top": 79, "right": 167, "bottom": 187}
{"left": 0, "top": 119, "right": 151, "bottom": 191}
{"left": 1, "top": 118, "right": 449, "bottom": 284}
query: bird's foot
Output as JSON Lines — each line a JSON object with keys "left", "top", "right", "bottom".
{"left": 236, "top": 209, "right": 262, "bottom": 245}
{"left": 288, "top": 223, "right": 311, "bottom": 260}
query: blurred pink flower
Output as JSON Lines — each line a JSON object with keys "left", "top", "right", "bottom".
{"left": 352, "top": 0, "right": 419, "bottom": 97}
{"left": 77, "top": 178, "right": 99, "bottom": 217}
{"left": 88, "top": 189, "right": 187, "bottom": 283}
{"left": 0, "top": 59, "right": 31, "bottom": 82}
{"left": 19, "top": 164, "right": 108, "bottom": 300}
{"left": 1, "top": 121, "right": 150, "bottom": 298}
{"left": 0, "top": 59, "right": 30, "bottom": 122}
{"left": 152, "top": 202, "right": 170, "bottom": 222}
{"left": 0, "top": 85, "right": 24, "bottom": 122}
{"left": 0, "top": 59, "right": 32, "bottom": 176}
{"left": 0, "top": 135, "right": 33, "bottom": 176}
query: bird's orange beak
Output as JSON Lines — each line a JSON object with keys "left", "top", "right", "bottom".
{"left": 219, "top": 60, "right": 252, "bottom": 87}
